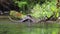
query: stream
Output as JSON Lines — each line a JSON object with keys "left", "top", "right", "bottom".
{"left": 0, "top": 18, "right": 60, "bottom": 34}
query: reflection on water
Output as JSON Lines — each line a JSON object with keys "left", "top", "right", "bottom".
{"left": 0, "top": 19, "right": 60, "bottom": 34}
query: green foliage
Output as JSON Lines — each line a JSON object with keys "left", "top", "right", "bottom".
{"left": 12, "top": 0, "right": 59, "bottom": 19}
{"left": 31, "top": 4, "right": 42, "bottom": 18}
{"left": 13, "top": 0, "right": 51, "bottom": 14}
{"left": 31, "top": 4, "right": 53, "bottom": 19}
{"left": 31, "top": 1, "right": 59, "bottom": 19}
{"left": 15, "top": 1, "right": 27, "bottom": 8}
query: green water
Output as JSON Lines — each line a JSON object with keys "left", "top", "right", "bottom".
{"left": 0, "top": 19, "right": 60, "bottom": 34}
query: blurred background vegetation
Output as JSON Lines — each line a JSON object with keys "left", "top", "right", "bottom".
{"left": 9, "top": 0, "right": 60, "bottom": 20}
{"left": 0, "top": 0, "right": 60, "bottom": 34}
